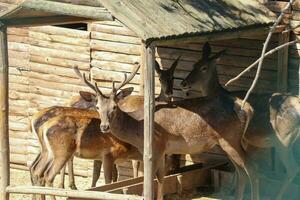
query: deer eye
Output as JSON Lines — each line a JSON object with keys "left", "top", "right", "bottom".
{"left": 113, "top": 105, "right": 117, "bottom": 110}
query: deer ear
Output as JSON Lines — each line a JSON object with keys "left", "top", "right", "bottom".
{"left": 202, "top": 42, "right": 211, "bottom": 59}
{"left": 154, "top": 61, "right": 162, "bottom": 74}
{"left": 79, "top": 91, "right": 96, "bottom": 102}
{"left": 212, "top": 49, "right": 226, "bottom": 63}
{"left": 116, "top": 87, "right": 134, "bottom": 100}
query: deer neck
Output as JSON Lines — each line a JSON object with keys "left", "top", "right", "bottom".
{"left": 206, "top": 71, "right": 227, "bottom": 97}
{"left": 155, "top": 88, "right": 171, "bottom": 102}
{"left": 109, "top": 107, "right": 143, "bottom": 150}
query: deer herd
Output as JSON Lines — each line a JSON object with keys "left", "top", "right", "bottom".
{"left": 28, "top": 42, "right": 300, "bottom": 200}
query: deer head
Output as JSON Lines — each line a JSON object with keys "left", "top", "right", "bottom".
{"left": 75, "top": 63, "right": 140, "bottom": 133}
{"left": 154, "top": 56, "right": 180, "bottom": 99}
{"left": 180, "top": 42, "right": 226, "bottom": 96}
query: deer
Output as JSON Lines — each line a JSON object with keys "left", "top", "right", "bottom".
{"left": 30, "top": 58, "right": 182, "bottom": 193}
{"left": 29, "top": 91, "right": 118, "bottom": 190}
{"left": 30, "top": 106, "right": 142, "bottom": 200}
{"left": 77, "top": 58, "right": 255, "bottom": 200}
{"left": 180, "top": 42, "right": 300, "bottom": 200}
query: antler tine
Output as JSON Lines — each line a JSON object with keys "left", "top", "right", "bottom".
{"left": 73, "top": 66, "right": 83, "bottom": 80}
{"left": 94, "top": 82, "right": 104, "bottom": 97}
{"left": 114, "top": 62, "right": 140, "bottom": 92}
{"left": 73, "top": 65, "right": 97, "bottom": 92}
{"left": 83, "top": 73, "right": 97, "bottom": 92}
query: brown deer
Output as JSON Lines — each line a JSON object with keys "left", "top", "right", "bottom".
{"left": 30, "top": 58, "right": 182, "bottom": 192}
{"left": 29, "top": 91, "right": 113, "bottom": 190}
{"left": 30, "top": 107, "right": 142, "bottom": 200}
{"left": 180, "top": 42, "right": 300, "bottom": 200}
{"left": 78, "top": 60, "right": 255, "bottom": 200}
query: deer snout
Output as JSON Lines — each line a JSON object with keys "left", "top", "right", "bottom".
{"left": 100, "top": 124, "right": 110, "bottom": 133}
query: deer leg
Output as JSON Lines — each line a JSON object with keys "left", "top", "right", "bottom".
{"left": 58, "top": 164, "right": 66, "bottom": 189}
{"left": 67, "top": 157, "right": 77, "bottom": 190}
{"left": 132, "top": 160, "right": 140, "bottom": 178}
{"left": 103, "top": 154, "right": 114, "bottom": 184}
{"left": 44, "top": 156, "right": 71, "bottom": 200}
{"left": 154, "top": 153, "right": 165, "bottom": 200}
{"left": 112, "top": 164, "right": 118, "bottom": 182}
{"left": 91, "top": 160, "right": 102, "bottom": 187}
{"left": 30, "top": 153, "right": 41, "bottom": 185}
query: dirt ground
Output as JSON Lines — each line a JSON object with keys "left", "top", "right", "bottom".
{"left": 8, "top": 168, "right": 221, "bottom": 200}
{"left": 9, "top": 168, "right": 101, "bottom": 200}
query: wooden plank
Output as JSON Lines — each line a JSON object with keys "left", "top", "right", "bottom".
{"left": 91, "top": 23, "right": 137, "bottom": 37}
{"left": 28, "top": 37, "right": 90, "bottom": 54}
{"left": 154, "top": 27, "right": 271, "bottom": 46}
{"left": 30, "top": 46, "right": 90, "bottom": 62}
{"left": 91, "top": 51, "right": 140, "bottom": 64}
{"left": 7, "top": 27, "right": 28, "bottom": 36}
{"left": 7, "top": 35, "right": 28, "bottom": 43}
{"left": 6, "top": 186, "right": 142, "bottom": 200}
{"left": 91, "top": 40, "right": 141, "bottom": 55}
{"left": 29, "top": 55, "right": 90, "bottom": 70}
{"left": 277, "top": 31, "right": 290, "bottom": 92}
{"left": 91, "top": 32, "right": 140, "bottom": 44}
{"left": 29, "top": 31, "right": 90, "bottom": 47}
{"left": 16, "top": 0, "right": 113, "bottom": 20}
{"left": 8, "top": 42, "right": 29, "bottom": 52}
{"left": 143, "top": 44, "right": 155, "bottom": 200}
{"left": 29, "top": 26, "right": 90, "bottom": 39}
{"left": 3, "top": 16, "right": 92, "bottom": 28}
{"left": 0, "top": 25, "right": 10, "bottom": 200}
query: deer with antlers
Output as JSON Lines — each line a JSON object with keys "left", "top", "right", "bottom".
{"left": 78, "top": 56, "right": 254, "bottom": 200}
{"left": 180, "top": 42, "right": 300, "bottom": 200}
{"left": 30, "top": 58, "right": 182, "bottom": 196}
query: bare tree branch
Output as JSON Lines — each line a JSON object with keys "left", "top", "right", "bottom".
{"left": 240, "top": 0, "right": 295, "bottom": 108}
{"left": 225, "top": 39, "right": 299, "bottom": 87}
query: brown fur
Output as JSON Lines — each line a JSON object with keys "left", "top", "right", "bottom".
{"left": 30, "top": 107, "right": 142, "bottom": 200}
{"left": 180, "top": 42, "right": 300, "bottom": 199}
{"left": 87, "top": 59, "right": 253, "bottom": 200}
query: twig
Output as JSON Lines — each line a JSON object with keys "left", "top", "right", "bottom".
{"left": 240, "top": 0, "right": 295, "bottom": 108}
{"left": 225, "top": 40, "right": 299, "bottom": 87}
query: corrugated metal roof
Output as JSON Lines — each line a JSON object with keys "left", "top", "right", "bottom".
{"left": 100, "top": 0, "right": 276, "bottom": 43}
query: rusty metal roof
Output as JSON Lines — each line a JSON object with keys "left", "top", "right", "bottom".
{"left": 100, "top": 0, "right": 276, "bottom": 43}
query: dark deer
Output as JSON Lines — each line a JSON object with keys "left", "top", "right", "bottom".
{"left": 78, "top": 59, "right": 254, "bottom": 200}
{"left": 180, "top": 42, "right": 300, "bottom": 200}
{"left": 30, "top": 107, "right": 142, "bottom": 200}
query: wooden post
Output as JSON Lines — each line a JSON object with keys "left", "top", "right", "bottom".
{"left": 143, "top": 43, "right": 155, "bottom": 200}
{"left": 0, "top": 23, "right": 10, "bottom": 200}
{"left": 277, "top": 30, "right": 290, "bottom": 93}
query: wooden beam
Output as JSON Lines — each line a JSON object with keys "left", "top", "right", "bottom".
{"left": 0, "top": 24, "right": 9, "bottom": 200}
{"left": 1, "top": 0, "right": 113, "bottom": 21}
{"left": 6, "top": 186, "right": 142, "bottom": 200}
{"left": 140, "top": 42, "right": 146, "bottom": 95}
{"left": 153, "top": 26, "right": 272, "bottom": 46}
{"left": 143, "top": 43, "right": 155, "bottom": 200}
{"left": 2, "top": 16, "right": 92, "bottom": 27}
{"left": 277, "top": 31, "right": 290, "bottom": 92}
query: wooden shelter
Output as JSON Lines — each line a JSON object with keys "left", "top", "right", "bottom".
{"left": 0, "top": 0, "right": 287, "bottom": 199}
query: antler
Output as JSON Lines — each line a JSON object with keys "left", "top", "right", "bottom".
{"left": 113, "top": 62, "right": 140, "bottom": 92}
{"left": 73, "top": 66, "right": 96, "bottom": 92}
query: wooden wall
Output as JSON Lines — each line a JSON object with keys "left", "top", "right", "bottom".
{"left": 7, "top": 27, "right": 30, "bottom": 166}
{"left": 4, "top": 0, "right": 299, "bottom": 185}
{"left": 288, "top": 1, "right": 300, "bottom": 94}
